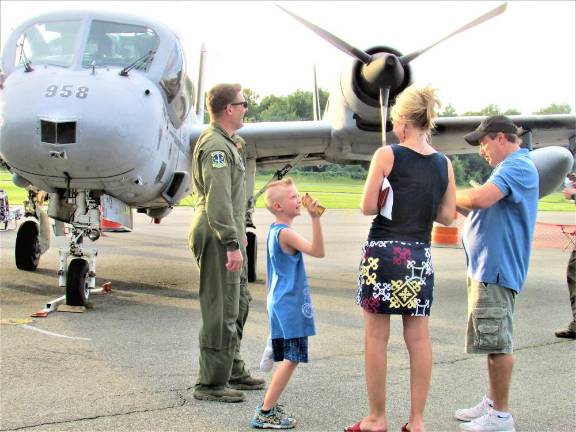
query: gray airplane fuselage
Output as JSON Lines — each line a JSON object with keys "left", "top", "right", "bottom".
{"left": 0, "top": 11, "right": 196, "bottom": 215}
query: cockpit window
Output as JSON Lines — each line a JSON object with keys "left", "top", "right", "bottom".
{"left": 14, "top": 20, "right": 81, "bottom": 68}
{"left": 82, "top": 20, "right": 159, "bottom": 70}
{"left": 160, "top": 45, "right": 184, "bottom": 103}
{"left": 160, "top": 43, "right": 191, "bottom": 128}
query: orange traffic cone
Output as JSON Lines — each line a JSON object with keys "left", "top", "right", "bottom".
{"left": 432, "top": 212, "right": 461, "bottom": 247}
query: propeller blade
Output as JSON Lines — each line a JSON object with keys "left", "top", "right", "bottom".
{"left": 312, "top": 65, "right": 321, "bottom": 121}
{"left": 401, "top": 2, "right": 507, "bottom": 63}
{"left": 275, "top": 3, "right": 372, "bottom": 64}
{"left": 379, "top": 87, "right": 390, "bottom": 146}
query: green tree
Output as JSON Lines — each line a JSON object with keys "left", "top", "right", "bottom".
{"left": 460, "top": 154, "right": 491, "bottom": 184}
{"left": 449, "top": 155, "right": 465, "bottom": 185}
{"left": 462, "top": 104, "right": 501, "bottom": 116}
{"left": 462, "top": 104, "right": 522, "bottom": 117}
{"left": 440, "top": 103, "right": 458, "bottom": 117}
{"left": 251, "top": 89, "right": 331, "bottom": 122}
{"left": 534, "top": 103, "right": 572, "bottom": 114}
{"left": 243, "top": 88, "right": 262, "bottom": 122}
{"left": 287, "top": 90, "right": 315, "bottom": 119}
{"left": 258, "top": 94, "right": 298, "bottom": 121}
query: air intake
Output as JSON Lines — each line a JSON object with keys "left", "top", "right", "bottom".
{"left": 40, "top": 120, "right": 76, "bottom": 144}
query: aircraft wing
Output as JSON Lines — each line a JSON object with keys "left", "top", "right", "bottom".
{"left": 189, "top": 113, "right": 575, "bottom": 169}
{"left": 433, "top": 114, "right": 576, "bottom": 155}
{"left": 238, "top": 121, "right": 333, "bottom": 167}
{"left": 188, "top": 121, "right": 333, "bottom": 168}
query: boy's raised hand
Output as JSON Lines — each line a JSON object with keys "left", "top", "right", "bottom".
{"left": 301, "top": 193, "right": 325, "bottom": 217}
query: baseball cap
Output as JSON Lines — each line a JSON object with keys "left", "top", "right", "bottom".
{"left": 463, "top": 115, "right": 521, "bottom": 146}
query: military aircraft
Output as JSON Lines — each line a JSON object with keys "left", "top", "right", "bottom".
{"left": 0, "top": 4, "right": 574, "bottom": 307}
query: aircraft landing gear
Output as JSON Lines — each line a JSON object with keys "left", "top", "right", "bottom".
{"left": 59, "top": 227, "right": 98, "bottom": 307}
{"left": 66, "top": 258, "right": 91, "bottom": 306}
{"left": 15, "top": 190, "right": 49, "bottom": 270}
{"left": 58, "top": 228, "right": 98, "bottom": 306}
{"left": 52, "top": 191, "right": 101, "bottom": 306}
{"left": 15, "top": 221, "right": 40, "bottom": 270}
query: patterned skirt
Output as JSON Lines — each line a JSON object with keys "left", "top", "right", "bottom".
{"left": 356, "top": 239, "right": 434, "bottom": 316}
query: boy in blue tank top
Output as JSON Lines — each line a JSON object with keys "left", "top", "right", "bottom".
{"left": 251, "top": 178, "right": 325, "bottom": 429}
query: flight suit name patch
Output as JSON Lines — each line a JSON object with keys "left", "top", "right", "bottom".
{"left": 211, "top": 151, "right": 227, "bottom": 168}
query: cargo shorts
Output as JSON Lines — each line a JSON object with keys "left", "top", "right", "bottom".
{"left": 465, "top": 277, "right": 516, "bottom": 354}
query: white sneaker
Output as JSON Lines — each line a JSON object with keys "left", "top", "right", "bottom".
{"left": 455, "top": 396, "right": 493, "bottom": 421}
{"left": 259, "top": 343, "right": 274, "bottom": 373}
{"left": 459, "top": 409, "right": 516, "bottom": 432}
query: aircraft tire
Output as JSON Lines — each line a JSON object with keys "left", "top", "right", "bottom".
{"left": 15, "top": 220, "right": 40, "bottom": 270}
{"left": 66, "top": 258, "right": 90, "bottom": 306}
{"left": 247, "top": 231, "right": 257, "bottom": 282}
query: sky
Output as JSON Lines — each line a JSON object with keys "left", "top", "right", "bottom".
{"left": 1, "top": 1, "right": 575, "bottom": 115}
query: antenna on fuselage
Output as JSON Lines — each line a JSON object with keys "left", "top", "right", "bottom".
{"left": 195, "top": 43, "right": 207, "bottom": 122}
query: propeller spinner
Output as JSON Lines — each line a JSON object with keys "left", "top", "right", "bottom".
{"left": 276, "top": 2, "right": 508, "bottom": 145}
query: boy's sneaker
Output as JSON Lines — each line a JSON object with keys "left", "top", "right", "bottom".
{"left": 274, "top": 404, "right": 290, "bottom": 417}
{"left": 259, "top": 344, "right": 274, "bottom": 372}
{"left": 455, "top": 396, "right": 493, "bottom": 421}
{"left": 459, "top": 409, "right": 515, "bottom": 432}
{"left": 251, "top": 404, "right": 296, "bottom": 429}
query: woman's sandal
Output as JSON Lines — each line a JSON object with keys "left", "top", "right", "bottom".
{"left": 344, "top": 421, "right": 388, "bottom": 432}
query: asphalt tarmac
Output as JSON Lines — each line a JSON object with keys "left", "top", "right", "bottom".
{"left": 1, "top": 208, "right": 574, "bottom": 432}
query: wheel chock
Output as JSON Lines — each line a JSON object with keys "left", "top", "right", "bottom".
{"left": 31, "top": 294, "right": 66, "bottom": 317}
{"left": 58, "top": 304, "right": 86, "bottom": 313}
{"left": 30, "top": 310, "right": 49, "bottom": 318}
{"left": 100, "top": 282, "right": 112, "bottom": 293}
{"left": 30, "top": 283, "right": 112, "bottom": 318}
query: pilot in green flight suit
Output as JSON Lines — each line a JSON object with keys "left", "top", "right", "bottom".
{"left": 189, "top": 84, "right": 264, "bottom": 403}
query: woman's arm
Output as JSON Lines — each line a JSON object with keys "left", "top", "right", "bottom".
{"left": 435, "top": 157, "right": 457, "bottom": 226}
{"left": 360, "top": 146, "right": 394, "bottom": 215}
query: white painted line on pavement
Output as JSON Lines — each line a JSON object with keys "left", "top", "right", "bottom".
{"left": 20, "top": 324, "right": 91, "bottom": 341}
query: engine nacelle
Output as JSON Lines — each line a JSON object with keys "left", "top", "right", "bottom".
{"left": 340, "top": 46, "right": 413, "bottom": 130}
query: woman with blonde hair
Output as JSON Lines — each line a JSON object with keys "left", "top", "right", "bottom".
{"left": 345, "top": 85, "right": 456, "bottom": 432}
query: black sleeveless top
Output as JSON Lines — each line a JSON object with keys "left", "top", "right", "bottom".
{"left": 368, "top": 144, "right": 449, "bottom": 243}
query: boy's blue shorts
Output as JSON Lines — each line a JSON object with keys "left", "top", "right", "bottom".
{"left": 271, "top": 336, "right": 308, "bottom": 363}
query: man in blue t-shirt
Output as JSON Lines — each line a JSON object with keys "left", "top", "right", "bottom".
{"left": 454, "top": 116, "right": 538, "bottom": 432}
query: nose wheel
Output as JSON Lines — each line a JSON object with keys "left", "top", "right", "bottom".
{"left": 59, "top": 227, "right": 98, "bottom": 307}
{"left": 66, "top": 258, "right": 91, "bottom": 306}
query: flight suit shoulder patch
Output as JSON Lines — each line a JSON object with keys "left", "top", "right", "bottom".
{"left": 210, "top": 151, "right": 227, "bottom": 168}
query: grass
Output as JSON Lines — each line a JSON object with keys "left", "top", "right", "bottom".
{"left": 178, "top": 176, "right": 364, "bottom": 208}
{"left": 538, "top": 192, "right": 575, "bottom": 211}
{"left": 1, "top": 170, "right": 573, "bottom": 211}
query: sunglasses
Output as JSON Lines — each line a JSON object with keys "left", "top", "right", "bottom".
{"left": 230, "top": 101, "right": 248, "bottom": 108}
